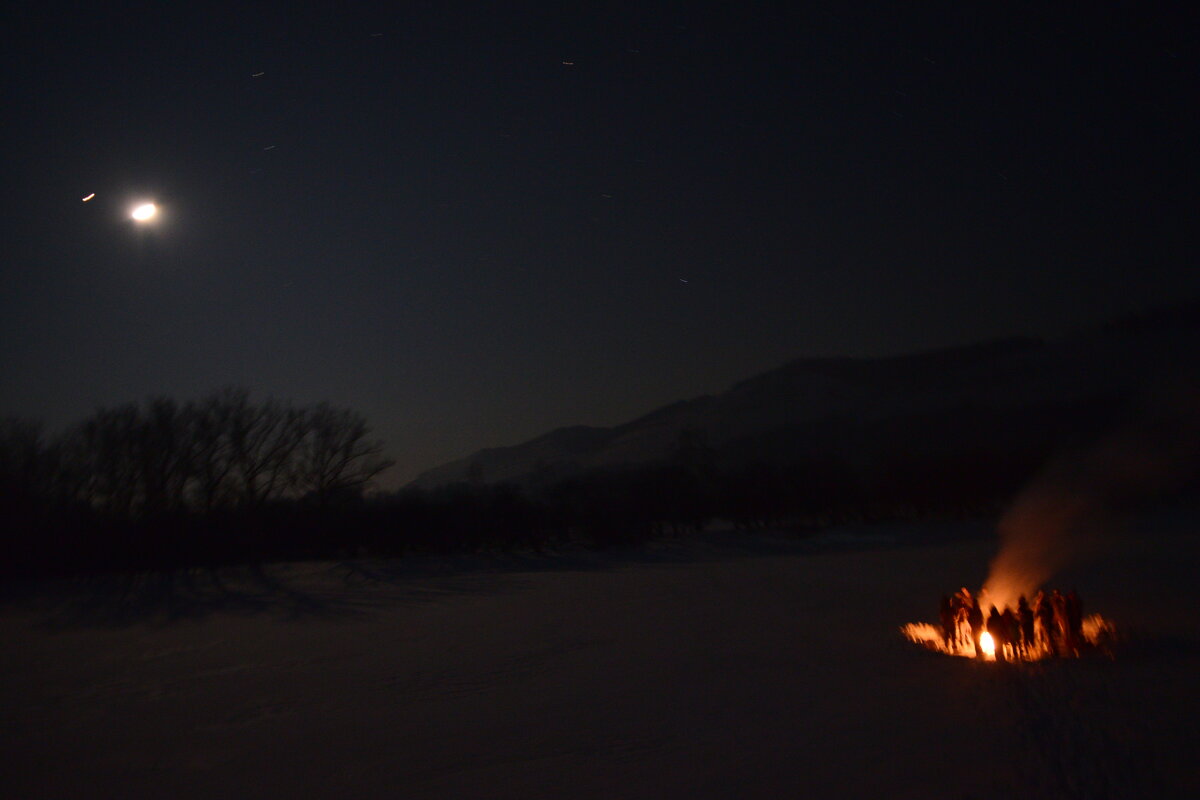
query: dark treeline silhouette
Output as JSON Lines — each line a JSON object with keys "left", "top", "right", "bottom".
{"left": 3, "top": 391, "right": 1195, "bottom": 580}
{"left": 0, "top": 389, "right": 393, "bottom": 577}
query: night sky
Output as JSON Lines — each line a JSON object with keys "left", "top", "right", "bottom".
{"left": 3, "top": 3, "right": 1197, "bottom": 484}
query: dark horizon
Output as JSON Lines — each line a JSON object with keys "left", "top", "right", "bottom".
{"left": 3, "top": 3, "right": 1197, "bottom": 484}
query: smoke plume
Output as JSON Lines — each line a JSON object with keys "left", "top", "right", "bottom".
{"left": 982, "top": 382, "right": 1200, "bottom": 610}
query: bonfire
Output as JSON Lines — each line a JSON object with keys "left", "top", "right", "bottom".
{"left": 902, "top": 587, "right": 1117, "bottom": 662}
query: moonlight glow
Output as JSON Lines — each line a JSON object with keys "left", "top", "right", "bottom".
{"left": 131, "top": 203, "right": 157, "bottom": 221}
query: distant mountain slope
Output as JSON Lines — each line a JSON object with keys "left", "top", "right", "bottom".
{"left": 409, "top": 303, "right": 1200, "bottom": 489}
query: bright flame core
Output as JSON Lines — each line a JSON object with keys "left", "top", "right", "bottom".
{"left": 131, "top": 203, "right": 157, "bottom": 221}
{"left": 979, "top": 632, "right": 996, "bottom": 658}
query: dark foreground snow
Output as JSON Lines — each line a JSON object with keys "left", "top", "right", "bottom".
{"left": 2, "top": 515, "right": 1197, "bottom": 799}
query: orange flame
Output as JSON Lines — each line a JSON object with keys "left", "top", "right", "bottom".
{"left": 902, "top": 604, "right": 1116, "bottom": 662}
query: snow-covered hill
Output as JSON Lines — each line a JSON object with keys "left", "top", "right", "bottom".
{"left": 411, "top": 303, "right": 1200, "bottom": 488}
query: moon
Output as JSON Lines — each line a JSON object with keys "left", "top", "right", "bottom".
{"left": 131, "top": 203, "right": 157, "bottom": 221}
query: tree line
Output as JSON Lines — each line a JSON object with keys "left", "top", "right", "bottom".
{"left": 7, "top": 390, "right": 1184, "bottom": 579}
{"left": 1, "top": 389, "right": 392, "bottom": 518}
{"left": 0, "top": 392, "right": 1044, "bottom": 579}
{"left": 0, "top": 390, "right": 399, "bottom": 576}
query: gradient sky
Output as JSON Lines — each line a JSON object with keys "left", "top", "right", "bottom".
{"left": 2, "top": 3, "right": 1197, "bottom": 483}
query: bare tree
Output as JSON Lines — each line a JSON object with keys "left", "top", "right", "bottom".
{"left": 295, "top": 403, "right": 394, "bottom": 506}
{"left": 0, "top": 417, "right": 48, "bottom": 497}
{"left": 188, "top": 391, "right": 238, "bottom": 511}
{"left": 72, "top": 404, "right": 141, "bottom": 515}
{"left": 134, "top": 397, "right": 194, "bottom": 514}
{"left": 56, "top": 399, "right": 194, "bottom": 515}
{"left": 224, "top": 391, "right": 307, "bottom": 508}
{"left": 27, "top": 390, "right": 394, "bottom": 518}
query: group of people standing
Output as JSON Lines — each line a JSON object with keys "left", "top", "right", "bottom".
{"left": 939, "top": 587, "right": 1085, "bottom": 660}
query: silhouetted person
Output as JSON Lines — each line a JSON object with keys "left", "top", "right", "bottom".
{"left": 1036, "top": 591, "right": 1058, "bottom": 657}
{"left": 986, "top": 606, "right": 1008, "bottom": 661}
{"left": 1065, "top": 589, "right": 1083, "bottom": 651}
{"left": 954, "top": 589, "right": 973, "bottom": 648}
{"left": 1001, "top": 607, "right": 1019, "bottom": 661}
{"left": 1051, "top": 590, "right": 1069, "bottom": 652}
{"left": 940, "top": 595, "right": 955, "bottom": 647}
{"left": 948, "top": 591, "right": 960, "bottom": 633}
{"left": 1017, "top": 596, "right": 1035, "bottom": 658}
{"left": 954, "top": 588, "right": 973, "bottom": 648}
{"left": 967, "top": 595, "right": 985, "bottom": 657}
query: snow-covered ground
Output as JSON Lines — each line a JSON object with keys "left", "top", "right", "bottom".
{"left": 2, "top": 514, "right": 1197, "bottom": 799}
